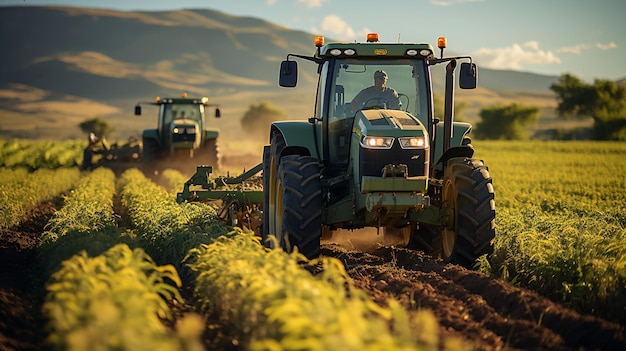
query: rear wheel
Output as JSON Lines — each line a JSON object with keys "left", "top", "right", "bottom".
{"left": 441, "top": 157, "right": 495, "bottom": 268}
{"left": 142, "top": 137, "right": 159, "bottom": 178}
{"left": 263, "top": 132, "right": 286, "bottom": 249}
{"left": 261, "top": 145, "right": 271, "bottom": 247}
{"left": 273, "top": 155, "right": 322, "bottom": 259}
{"left": 408, "top": 224, "right": 443, "bottom": 258}
{"left": 198, "top": 138, "right": 220, "bottom": 170}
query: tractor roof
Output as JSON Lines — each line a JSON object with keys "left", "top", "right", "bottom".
{"left": 314, "top": 33, "right": 436, "bottom": 60}
{"left": 318, "top": 42, "right": 435, "bottom": 59}
{"left": 153, "top": 96, "right": 210, "bottom": 105}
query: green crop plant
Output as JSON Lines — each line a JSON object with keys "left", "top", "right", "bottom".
{"left": 38, "top": 167, "right": 122, "bottom": 276}
{"left": 187, "top": 229, "right": 467, "bottom": 351}
{"left": 119, "top": 168, "right": 228, "bottom": 271}
{"left": 160, "top": 168, "right": 189, "bottom": 195}
{"left": 0, "top": 139, "right": 84, "bottom": 169}
{"left": 475, "top": 140, "right": 626, "bottom": 323}
{"left": 0, "top": 167, "right": 80, "bottom": 229}
{"left": 43, "top": 243, "right": 204, "bottom": 351}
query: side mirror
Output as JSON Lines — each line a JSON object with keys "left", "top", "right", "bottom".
{"left": 215, "top": 108, "right": 221, "bottom": 118}
{"left": 459, "top": 62, "right": 477, "bottom": 89}
{"left": 134, "top": 105, "right": 142, "bottom": 115}
{"left": 459, "top": 62, "right": 478, "bottom": 89}
{"left": 279, "top": 60, "right": 298, "bottom": 87}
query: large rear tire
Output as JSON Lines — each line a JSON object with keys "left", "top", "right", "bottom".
{"left": 408, "top": 224, "right": 443, "bottom": 258}
{"left": 441, "top": 157, "right": 495, "bottom": 268}
{"left": 198, "top": 138, "right": 220, "bottom": 171}
{"left": 273, "top": 155, "right": 322, "bottom": 259}
{"left": 142, "top": 137, "right": 159, "bottom": 178}
{"left": 261, "top": 145, "right": 271, "bottom": 247}
{"left": 263, "top": 131, "right": 286, "bottom": 249}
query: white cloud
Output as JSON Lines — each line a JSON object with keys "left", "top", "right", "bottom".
{"left": 313, "top": 14, "right": 371, "bottom": 41}
{"left": 298, "top": 0, "right": 329, "bottom": 8}
{"left": 556, "top": 44, "right": 590, "bottom": 55}
{"left": 430, "top": 0, "right": 482, "bottom": 6}
{"left": 554, "top": 41, "right": 616, "bottom": 55}
{"left": 472, "top": 41, "right": 561, "bottom": 71}
{"left": 596, "top": 41, "right": 617, "bottom": 50}
{"left": 523, "top": 41, "right": 540, "bottom": 51}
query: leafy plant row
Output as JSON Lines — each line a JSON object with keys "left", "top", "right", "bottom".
{"left": 38, "top": 168, "right": 201, "bottom": 351}
{"left": 118, "top": 168, "right": 229, "bottom": 272}
{"left": 43, "top": 244, "right": 204, "bottom": 351}
{"left": 38, "top": 167, "right": 120, "bottom": 274}
{"left": 187, "top": 231, "right": 465, "bottom": 351}
{"left": 0, "top": 139, "right": 85, "bottom": 169}
{"left": 117, "top": 169, "right": 467, "bottom": 350}
{"left": 0, "top": 167, "right": 80, "bottom": 229}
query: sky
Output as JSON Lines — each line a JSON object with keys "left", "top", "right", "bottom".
{"left": 2, "top": 0, "right": 625, "bottom": 81}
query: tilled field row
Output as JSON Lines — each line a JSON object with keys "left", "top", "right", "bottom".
{"left": 322, "top": 244, "right": 626, "bottom": 351}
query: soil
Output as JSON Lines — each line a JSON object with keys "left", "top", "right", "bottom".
{"left": 1, "top": 200, "right": 624, "bottom": 351}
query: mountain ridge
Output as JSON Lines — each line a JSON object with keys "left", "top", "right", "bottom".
{"left": 0, "top": 5, "right": 572, "bottom": 140}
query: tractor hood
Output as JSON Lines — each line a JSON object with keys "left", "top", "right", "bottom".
{"left": 354, "top": 109, "right": 428, "bottom": 138}
{"left": 352, "top": 109, "right": 430, "bottom": 195}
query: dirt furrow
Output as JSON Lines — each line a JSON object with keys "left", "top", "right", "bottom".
{"left": 322, "top": 243, "right": 626, "bottom": 351}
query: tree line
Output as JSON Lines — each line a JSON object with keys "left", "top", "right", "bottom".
{"left": 475, "top": 73, "right": 625, "bottom": 140}
{"left": 79, "top": 73, "right": 626, "bottom": 141}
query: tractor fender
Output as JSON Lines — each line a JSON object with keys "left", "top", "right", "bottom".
{"left": 142, "top": 129, "right": 160, "bottom": 145}
{"left": 270, "top": 121, "right": 316, "bottom": 158}
{"left": 203, "top": 129, "right": 219, "bottom": 140}
{"left": 431, "top": 122, "right": 472, "bottom": 163}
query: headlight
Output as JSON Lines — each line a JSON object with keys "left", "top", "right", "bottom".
{"left": 172, "top": 127, "right": 183, "bottom": 134}
{"left": 398, "top": 136, "right": 428, "bottom": 149}
{"left": 186, "top": 128, "right": 196, "bottom": 134}
{"left": 360, "top": 136, "right": 394, "bottom": 149}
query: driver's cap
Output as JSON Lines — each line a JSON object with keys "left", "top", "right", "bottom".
{"left": 374, "top": 70, "right": 387, "bottom": 79}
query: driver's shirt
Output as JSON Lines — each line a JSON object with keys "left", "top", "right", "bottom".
{"left": 353, "top": 86, "right": 401, "bottom": 110}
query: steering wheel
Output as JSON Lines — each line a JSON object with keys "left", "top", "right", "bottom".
{"left": 362, "top": 97, "right": 389, "bottom": 110}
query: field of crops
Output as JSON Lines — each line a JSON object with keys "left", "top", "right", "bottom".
{"left": 0, "top": 139, "right": 625, "bottom": 350}
{"left": 476, "top": 141, "right": 626, "bottom": 322}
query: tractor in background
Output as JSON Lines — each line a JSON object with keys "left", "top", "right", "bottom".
{"left": 135, "top": 93, "right": 222, "bottom": 177}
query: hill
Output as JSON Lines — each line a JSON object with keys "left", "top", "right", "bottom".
{"left": 0, "top": 5, "right": 578, "bottom": 142}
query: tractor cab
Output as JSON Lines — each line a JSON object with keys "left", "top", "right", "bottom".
{"left": 279, "top": 33, "right": 477, "bottom": 173}
{"left": 135, "top": 93, "right": 222, "bottom": 175}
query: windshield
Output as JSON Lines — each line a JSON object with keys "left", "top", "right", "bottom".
{"left": 162, "top": 104, "right": 204, "bottom": 125}
{"left": 321, "top": 59, "right": 431, "bottom": 165}
{"left": 327, "top": 59, "right": 430, "bottom": 125}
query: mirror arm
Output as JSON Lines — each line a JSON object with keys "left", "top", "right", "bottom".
{"left": 286, "top": 53, "right": 323, "bottom": 65}
{"left": 429, "top": 56, "right": 472, "bottom": 66}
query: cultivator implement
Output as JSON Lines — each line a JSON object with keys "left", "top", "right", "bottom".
{"left": 176, "top": 164, "right": 264, "bottom": 234}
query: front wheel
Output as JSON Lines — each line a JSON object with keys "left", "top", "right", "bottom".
{"left": 271, "top": 155, "right": 322, "bottom": 259}
{"left": 441, "top": 157, "right": 495, "bottom": 268}
{"left": 198, "top": 138, "right": 220, "bottom": 170}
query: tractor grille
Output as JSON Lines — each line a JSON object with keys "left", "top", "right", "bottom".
{"left": 172, "top": 126, "right": 196, "bottom": 143}
{"left": 172, "top": 132, "right": 196, "bottom": 143}
{"left": 359, "top": 143, "right": 427, "bottom": 177}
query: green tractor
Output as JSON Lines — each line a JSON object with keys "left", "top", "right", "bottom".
{"left": 135, "top": 93, "right": 222, "bottom": 176}
{"left": 263, "top": 33, "right": 495, "bottom": 268}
